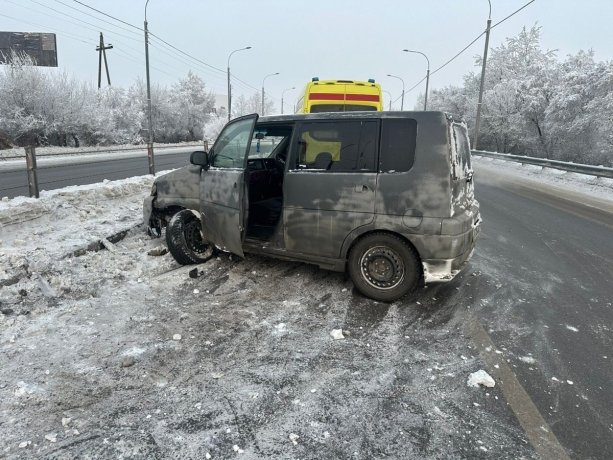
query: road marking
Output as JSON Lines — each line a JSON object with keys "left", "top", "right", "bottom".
{"left": 466, "top": 317, "right": 571, "bottom": 460}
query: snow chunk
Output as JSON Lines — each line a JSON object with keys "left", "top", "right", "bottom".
{"left": 289, "top": 433, "right": 299, "bottom": 445}
{"left": 45, "top": 433, "right": 58, "bottom": 443}
{"left": 330, "top": 329, "right": 345, "bottom": 340}
{"left": 519, "top": 356, "right": 536, "bottom": 364}
{"left": 172, "top": 334, "right": 182, "bottom": 341}
{"left": 565, "top": 325, "right": 579, "bottom": 332}
{"left": 467, "top": 370, "right": 496, "bottom": 388}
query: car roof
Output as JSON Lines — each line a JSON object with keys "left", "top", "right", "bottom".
{"left": 258, "top": 111, "right": 454, "bottom": 124}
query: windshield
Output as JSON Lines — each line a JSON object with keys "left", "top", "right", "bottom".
{"left": 248, "top": 136, "right": 287, "bottom": 159}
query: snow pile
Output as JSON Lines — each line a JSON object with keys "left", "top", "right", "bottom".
{"left": 330, "top": 328, "right": 345, "bottom": 340}
{"left": 467, "top": 370, "right": 496, "bottom": 388}
{"left": 0, "top": 175, "right": 154, "bottom": 285}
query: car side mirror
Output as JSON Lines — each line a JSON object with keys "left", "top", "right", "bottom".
{"left": 190, "top": 150, "right": 209, "bottom": 169}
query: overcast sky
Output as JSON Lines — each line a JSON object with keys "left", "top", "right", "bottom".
{"left": 1, "top": 0, "right": 612, "bottom": 112}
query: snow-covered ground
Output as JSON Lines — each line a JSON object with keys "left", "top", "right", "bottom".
{"left": 1, "top": 157, "right": 610, "bottom": 458}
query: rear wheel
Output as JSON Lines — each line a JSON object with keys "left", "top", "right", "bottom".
{"left": 165, "top": 210, "right": 214, "bottom": 265}
{"left": 348, "top": 233, "right": 421, "bottom": 302}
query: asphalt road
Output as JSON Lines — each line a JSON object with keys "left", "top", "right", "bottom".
{"left": 461, "top": 164, "right": 613, "bottom": 459}
{"left": 0, "top": 149, "right": 194, "bottom": 199}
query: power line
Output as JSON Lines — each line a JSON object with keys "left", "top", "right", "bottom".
{"left": 148, "top": 31, "right": 225, "bottom": 74}
{"left": 402, "top": 0, "right": 537, "bottom": 96}
{"left": 67, "top": 0, "right": 260, "bottom": 94}
{"left": 231, "top": 74, "right": 260, "bottom": 93}
{"left": 491, "top": 0, "right": 537, "bottom": 29}
{"left": 72, "top": 0, "right": 142, "bottom": 31}
{"left": 8, "top": 0, "right": 150, "bottom": 66}
{"left": 53, "top": 0, "right": 143, "bottom": 38}
{"left": 0, "top": 11, "right": 93, "bottom": 46}
{"left": 27, "top": 0, "right": 141, "bottom": 43}
{"left": 147, "top": 31, "right": 260, "bottom": 93}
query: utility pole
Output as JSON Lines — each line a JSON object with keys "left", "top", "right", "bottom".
{"left": 281, "top": 87, "right": 295, "bottom": 114}
{"left": 96, "top": 32, "right": 113, "bottom": 89}
{"left": 402, "top": 49, "right": 430, "bottom": 110}
{"left": 261, "top": 72, "right": 279, "bottom": 116}
{"left": 227, "top": 46, "right": 252, "bottom": 121}
{"left": 144, "top": 0, "right": 154, "bottom": 174}
{"left": 473, "top": 10, "right": 492, "bottom": 150}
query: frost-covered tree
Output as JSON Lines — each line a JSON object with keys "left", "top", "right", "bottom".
{"left": 423, "top": 24, "right": 612, "bottom": 166}
{"left": 477, "top": 25, "right": 558, "bottom": 156}
{"left": 202, "top": 114, "right": 227, "bottom": 143}
{"left": 232, "top": 92, "right": 275, "bottom": 118}
{"left": 0, "top": 51, "right": 50, "bottom": 145}
{"left": 171, "top": 71, "right": 215, "bottom": 141}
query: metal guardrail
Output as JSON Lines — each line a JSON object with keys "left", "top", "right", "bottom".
{"left": 472, "top": 150, "right": 613, "bottom": 179}
{"left": 0, "top": 142, "right": 205, "bottom": 160}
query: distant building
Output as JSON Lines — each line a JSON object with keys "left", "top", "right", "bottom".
{"left": 211, "top": 94, "right": 227, "bottom": 116}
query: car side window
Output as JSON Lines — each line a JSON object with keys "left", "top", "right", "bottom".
{"left": 379, "top": 118, "right": 417, "bottom": 173}
{"left": 292, "top": 121, "right": 377, "bottom": 172}
{"left": 452, "top": 123, "right": 472, "bottom": 178}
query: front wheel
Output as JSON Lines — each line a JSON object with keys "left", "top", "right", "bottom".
{"left": 165, "top": 210, "right": 214, "bottom": 265}
{"left": 348, "top": 233, "right": 421, "bottom": 302}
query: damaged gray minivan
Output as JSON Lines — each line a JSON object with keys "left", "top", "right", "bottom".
{"left": 144, "top": 111, "right": 481, "bottom": 301}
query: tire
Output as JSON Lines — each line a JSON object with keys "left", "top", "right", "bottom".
{"left": 165, "top": 210, "right": 214, "bottom": 265}
{"left": 348, "top": 233, "right": 421, "bottom": 302}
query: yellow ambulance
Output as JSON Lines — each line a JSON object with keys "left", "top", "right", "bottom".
{"left": 296, "top": 78, "right": 383, "bottom": 113}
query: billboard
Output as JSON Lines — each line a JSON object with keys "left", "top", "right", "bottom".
{"left": 0, "top": 32, "right": 58, "bottom": 67}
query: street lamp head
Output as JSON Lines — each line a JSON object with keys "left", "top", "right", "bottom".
{"left": 402, "top": 49, "right": 430, "bottom": 68}
{"left": 245, "top": 46, "right": 252, "bottom": 50}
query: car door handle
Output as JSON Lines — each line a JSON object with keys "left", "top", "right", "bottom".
{"left": 354, "top": 184, "right": 369, "bottom": 192}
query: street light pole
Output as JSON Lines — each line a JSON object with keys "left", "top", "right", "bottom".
{"left": 144, "top": 0, "right": 154, "bottom": 174}
{"left": 227, "top": 46, "right": 251, "bottom": 121}
{"left": 383, "top": 90, "right": 393, "bottom": 111}
{"left": 403, "top": 49, "right": 430, "bottom": 110}
{"left": 387, "top": 74, "right": 405, "bottom": 110}
{"left": 261, "top": 72, "right": 279, "bottom": 116}
{"left": 281, "top": 87, "right": 295, "bottom": 114}
{"left": 473, "top": 0, "right": 492, "bottom": 150}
